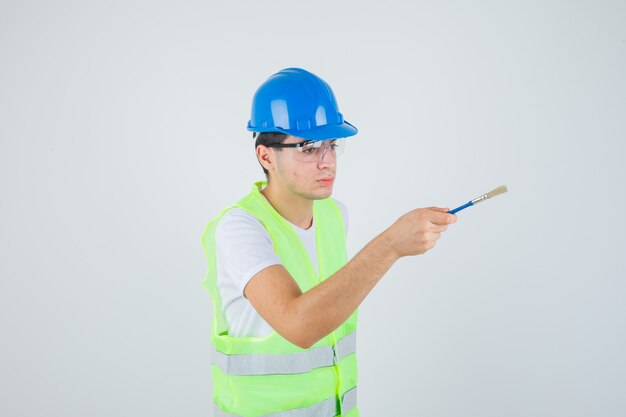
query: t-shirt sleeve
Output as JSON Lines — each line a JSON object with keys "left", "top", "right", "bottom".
{"left": 215, "top": 208, "right": 283, "bottom": 299}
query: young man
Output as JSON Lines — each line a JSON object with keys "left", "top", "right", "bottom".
{"left": 201, "top": 68, "right": 457, "bottom": 417}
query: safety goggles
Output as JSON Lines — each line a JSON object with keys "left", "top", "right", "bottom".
{"left": 266, "top": 138, "right": 345, "bottom": 162}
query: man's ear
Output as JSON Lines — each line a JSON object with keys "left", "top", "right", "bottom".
{"left": 257, "top": 145, "right": 273, "bottom": 172}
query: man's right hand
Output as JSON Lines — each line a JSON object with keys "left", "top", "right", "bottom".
{"left": 383, "top": 207, "right": 457, "bottom": 258}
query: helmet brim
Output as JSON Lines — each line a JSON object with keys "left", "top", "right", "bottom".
{"left": 248, "top": 121, "right": 358, "bottom": 141}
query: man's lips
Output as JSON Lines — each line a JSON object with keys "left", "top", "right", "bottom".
{"left": 318, "top": 178, "right": 335, "bottom": 184}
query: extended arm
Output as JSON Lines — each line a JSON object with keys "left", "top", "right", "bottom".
{"left": 245, "top": 208, "right": 456, "bottom": 348}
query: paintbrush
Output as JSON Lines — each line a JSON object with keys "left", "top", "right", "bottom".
{"left": 449, "top": 185, "right": 508, "bottom": 214}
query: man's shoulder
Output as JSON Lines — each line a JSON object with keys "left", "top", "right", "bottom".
{"left": 329, "top": 197, "right": 347, "bottom": 212}
{"left": 215, "top": 207, "right": 270, "bottom": 245}
{"left": 215, "top": 207, "right": 269, "bottom": 240}
{"left": 329, "top": 197, "right": 349, "bottom": 234}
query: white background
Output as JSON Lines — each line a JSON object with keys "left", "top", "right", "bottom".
{"left": 1, "top": 1, "right": 625, "bottom": 416}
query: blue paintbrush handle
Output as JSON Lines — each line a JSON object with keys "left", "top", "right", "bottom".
{"left": 449, "top": 201, "right": 473, "bottom": 214}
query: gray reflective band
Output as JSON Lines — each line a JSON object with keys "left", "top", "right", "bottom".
{"left": 213, "top": 387, "right": 358, "bottom": 417}
{"left": 335, "top": 331, "right": 356, "bottom": 363}
{"left": 212, "top": 345, "right": 334, "bottom": 376}
{"left": 341, "top": 387, "right": 357, "bottom": 414}
{"left": 212, "top": 331, "right": 356, "bottom": 376}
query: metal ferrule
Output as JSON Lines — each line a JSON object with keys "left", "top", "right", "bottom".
{"left": 471, "top": 194, "right": 488, "bottom": 204}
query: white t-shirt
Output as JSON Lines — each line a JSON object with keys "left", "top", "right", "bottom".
{"left": 214, "top": 195, "right": 349, "bottom": 337}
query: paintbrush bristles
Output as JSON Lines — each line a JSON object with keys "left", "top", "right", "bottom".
{"left": 485, "top": 185, "right": 508, "bottom": 199}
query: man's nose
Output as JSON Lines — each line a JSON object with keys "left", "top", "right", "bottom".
{"left": 318, "top": 146, "right": 336, "bottom": 166}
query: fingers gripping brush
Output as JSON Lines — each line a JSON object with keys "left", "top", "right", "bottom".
{"left": 449, "top": 185, "right": 509, "bottom": 214}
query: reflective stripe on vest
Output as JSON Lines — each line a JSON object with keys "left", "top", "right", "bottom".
{"left": 212, "top": 331, "right": 357, "bottom": 376}
{"left": 214, "top": 386, "right": 357, "bottom": 417}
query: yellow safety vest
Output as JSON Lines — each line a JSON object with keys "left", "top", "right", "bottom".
{"left": 201, "top": 181, "right": 359, "bottom": 417}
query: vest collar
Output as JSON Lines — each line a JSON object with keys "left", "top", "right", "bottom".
{"left": 251, "top": 181, "right": 315, "bottom": 231}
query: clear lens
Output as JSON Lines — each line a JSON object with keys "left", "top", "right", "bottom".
{"left": 292, "top": 138, "right": 345, "bottom": 162}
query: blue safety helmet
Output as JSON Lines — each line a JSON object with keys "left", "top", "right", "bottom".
{"left": 247, "top": 68, "right": 358, "bottom": 141}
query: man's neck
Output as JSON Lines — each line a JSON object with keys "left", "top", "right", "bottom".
{"left": 260, "top": 182, "right": 313, "bottom": 230}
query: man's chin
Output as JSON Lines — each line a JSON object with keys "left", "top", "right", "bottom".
{"left": 302, "top": 188, "right": 333, "bottom": 200}
{"left": 316, "top": 188, "right": 333, "bottom": 200}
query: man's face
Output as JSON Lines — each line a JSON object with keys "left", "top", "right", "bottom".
{"left": 271, "top": 136, "right": 337, "bottom": 200}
